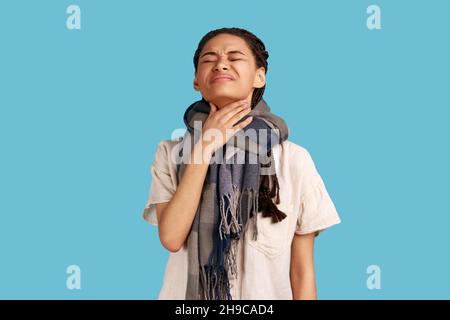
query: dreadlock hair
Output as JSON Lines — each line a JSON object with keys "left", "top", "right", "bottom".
{"left": 192, "top": 28, "right": 286, "bottom": 224}
{"left": 193, "top": 27, "right": 269, "bottom": 110}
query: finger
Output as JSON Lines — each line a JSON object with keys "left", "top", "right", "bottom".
{"left": 217, "top": 99, "right": 249, "bottom": 116}
{"left": 232, "top": 116, "right": 253, "bottom": 131}
{"left": 226, "top": 106, "right": 252, "bottom": 127}
{"left": 221, "top": 103, "right": 250, "bottom": 123}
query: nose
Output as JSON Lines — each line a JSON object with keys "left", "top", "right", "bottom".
{"left": 213, "top": 55, "right": 229, "bottom": 71}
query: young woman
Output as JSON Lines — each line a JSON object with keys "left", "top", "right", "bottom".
{"left": 143, "top": 28, "right": 341, "bottom": 300}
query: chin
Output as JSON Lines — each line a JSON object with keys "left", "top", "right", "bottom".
{"left": 212, "top": 92, "right": 236, "bottom": 99}
{"left": 209, "top": 89, "right": 241, "bottom": 99}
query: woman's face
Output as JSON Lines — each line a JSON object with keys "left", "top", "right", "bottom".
{"left": 193, "top": 33, "right": 266, "bottom": 108}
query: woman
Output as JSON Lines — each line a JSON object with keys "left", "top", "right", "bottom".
{"left": 143, "top": 27, "right": 341, "bottom": 300}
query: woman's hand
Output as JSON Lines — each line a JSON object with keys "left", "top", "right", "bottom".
{"left": 201, "top": 99, "right": 253, "bottom": 156}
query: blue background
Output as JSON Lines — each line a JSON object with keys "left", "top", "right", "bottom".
{"left": 0, "top": 0, "right": 449, "bottom": 299}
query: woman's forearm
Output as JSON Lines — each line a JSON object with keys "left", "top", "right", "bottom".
{"left": 290, "top": 233, "right": 317, "bottom": 299}
{"left": 291, "top": 269, "right": 317, "bottom": 300}
{"left": 158, "top": 140, "right": 212, "bottom": 252}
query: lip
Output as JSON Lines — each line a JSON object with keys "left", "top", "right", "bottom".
{"left": 210, "top": 74, "right": 235, "bottom": 83}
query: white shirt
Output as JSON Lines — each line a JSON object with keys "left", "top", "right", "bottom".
{"left": 143, "top": 139, "right": 341, "bottom": 299}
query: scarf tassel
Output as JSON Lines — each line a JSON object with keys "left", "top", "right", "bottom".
{"left": 218, "top": 185, "right": 259, "bottom": 276}
{"left": 200, "top": 264, "right": 232, "bottom": 300}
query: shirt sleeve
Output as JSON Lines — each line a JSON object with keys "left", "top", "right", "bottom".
{"left": 295, "top": 149, "right": 341, "bottom": 237}
{"left": 142, "top": 141, "right": 177, "bottom": 226}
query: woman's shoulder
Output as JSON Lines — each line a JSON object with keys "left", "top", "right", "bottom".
{"left": 150, "top": 139, "right": 183, "bottom": 174}
{"left": 277, "top": 140, "right": 316, "bottom": 166}
{"left": 274, "top": 140, "right": 322, "bottom": 183}
{"left": 154, "top": 138, "right": 183, "bottom": 157}
{"left": 156, "top": 138, "right": 182, "bottom": 150}
{"left": 276, "top": 140, "right": 330, "bottom": 201}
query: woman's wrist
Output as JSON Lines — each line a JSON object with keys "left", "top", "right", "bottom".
{"left": 190, "top": 140, "right": 214, "bottom": 165}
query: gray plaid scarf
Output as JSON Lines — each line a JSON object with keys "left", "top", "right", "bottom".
{"left": 175, "top": 97, "right": 289, "bottom": 300}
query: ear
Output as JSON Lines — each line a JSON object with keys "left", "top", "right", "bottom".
{"left": 193, "top": 73, "right": 200, "bottom": 91}
{"left": 253, "top": 67, "right": 266, "bottom": 89}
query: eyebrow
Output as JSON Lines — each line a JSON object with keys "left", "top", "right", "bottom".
{"left": 200, "top": 50, "right": 246, "bottom": 59}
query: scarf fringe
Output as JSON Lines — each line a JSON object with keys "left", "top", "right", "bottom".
{"left": 200, "top": 170, "right": 284, "bottom": 300}
{"left": 218, "top": 184, "right": 242, "bottom": 241}
{"left": 219, "top": 185, "right": 260, "bottom": 242}
{"left": 200, "top": 264, "right": 232, "bottom": 300}
{"left": 204, "top": 185, "right": 260, "bottom": 300}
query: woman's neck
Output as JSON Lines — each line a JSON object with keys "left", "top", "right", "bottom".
{"left": 213, "top": 95, "right": 252, "bottom": 110}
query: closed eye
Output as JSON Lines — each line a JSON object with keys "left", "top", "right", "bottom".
{"left": 202, "top": 58, "right": 243, "bottom": 63}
